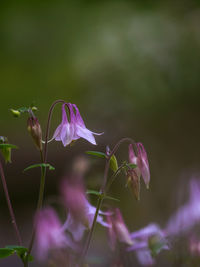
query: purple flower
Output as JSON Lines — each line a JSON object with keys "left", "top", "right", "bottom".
{"left": 107, "top": 208, "right": 133, "bottom": 250}
{"left": 62, "top": 201, "right": 110, "bottom": 241}
{"left": 61, "top": 178, "right": 110, "bottom": 241}
{"left": 53, "top": 103, "right": 103, "bottom": 146}
{"left": 129, "top": 143, "right": 150, "bottom": 189}
{"left": 127, "top": 223, "right": 169, "bottom": 266}
{"left": 166, "top": 178, "right": 200, "bottom": 236}
{"left": 35, "top": 207, "right": 75, "bottom": 261}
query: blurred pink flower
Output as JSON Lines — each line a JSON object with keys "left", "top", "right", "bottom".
{"left": 53, "top": 103, "right": 102, "bottom": 146}
{"left": 61, "top": 178, "right": 110, "bottom": 241}
{"left": 107, "top": 208, "right": 133, "bottom": 250}
{"left": 127, "top": 223, "right": 169, "bottom": 266}
{"left": 166, "top": 178, "right": 200, "bottom": 236}
{"left": 35, "top": 207, "right": 75, "bottom": 261}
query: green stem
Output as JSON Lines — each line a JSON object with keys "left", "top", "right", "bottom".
{"left": 24, "top": 100, "right": 66, "bottom": 266}
{"left": 0, "top": 160, "right": 22, "bottom": 246}
{"left": 80, "top": 195, "right": 103, "bottom": 262}
{"left": 80, "top": 137, "right": 136, "bottom": 264}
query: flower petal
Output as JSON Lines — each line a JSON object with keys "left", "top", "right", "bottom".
{"left": 76, "top": 125, "right": 97, "bottom": 145}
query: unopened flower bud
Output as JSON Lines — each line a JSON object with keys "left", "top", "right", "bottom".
{"left": 10, "top": 109, "right": 21, "bottom": 117}
{"left": 27, "top": 116, "right": 42, "bottom": 151}
{"left": 127, "top": 169, "right": 140, "bottom": 201}
{"left": 31, "top": 106, "right": 38, "bottom": 112}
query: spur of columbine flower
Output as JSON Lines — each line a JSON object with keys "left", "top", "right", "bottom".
{"left": 34, "top": 207, "right": 76, "bottom": 261}
{"left": 129, "top": 143, "right": 150, "bottom": 189}
{"left": 53, "top": 103, "right": 103, "bottom": 146}
{"left": 60, "top": 178, "right": 110, "bottom": 241}
{"left": 127, "top": 223, "right": 169, "bottom": 266}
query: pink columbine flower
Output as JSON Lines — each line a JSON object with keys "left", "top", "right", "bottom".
{"left": 53, "top": 103, "right": 102, "bottom": 146}
{"left": 35, "top": 207, "right": 75, "bottom": 261}
{"left": 107, "top": 208, "right": 133, "bottom": 250}
{"left": 129, "top": 143, "right": 150, "bottom": 189}
{"left": 60, "top": 178, "right": 110, "bottom": 241}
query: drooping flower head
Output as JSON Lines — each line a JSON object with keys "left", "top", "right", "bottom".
{"left": 27, "top": 116, "right": 42, "bottom": 151}
{"left": 107, "top": 208, "right": 133, "bottom": 251}
{"left": 34, "top": 207, "right": 74, "bottom": 261}
{"left": 53, "top": 103, "right": 103, "bottom": 146}
{"left": 129, "top": 143, "right": 150, "bottom": 189}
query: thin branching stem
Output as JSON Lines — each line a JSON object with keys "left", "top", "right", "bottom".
{"left": 0, "top": 160, "right": 22, "bottom": 246}
{"left": 80, "top": 137, "right": 136, "bottom": 264}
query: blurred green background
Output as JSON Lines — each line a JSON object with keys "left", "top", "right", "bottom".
{"left": 0, "top": 0, "right": 200, "bottom": 266}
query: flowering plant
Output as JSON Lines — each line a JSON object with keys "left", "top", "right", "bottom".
{"left": 1, "top": 99, "right": 190, "bottom": 266}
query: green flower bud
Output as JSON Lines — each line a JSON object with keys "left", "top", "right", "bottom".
{"left": 10, "top": 109, "right": 21, "bottom": 117}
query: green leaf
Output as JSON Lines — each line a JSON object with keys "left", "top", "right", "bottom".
{"left": 86, "top": 151, "right": 106, "bottom": 159}
{"left": 126, "top": 163, "right": 137, "bottom": 169}
{"left": 0, "top": 144, "right": 18, "bottom": 163}
{"left": 104, "top": 195, "right": 120, "bottom": 202}
{"left": 0, "top": 144, "right": 18, "bottom": 149}
{"left": 18, "top": 107, "right": 30, "bottom": 113}
{"left": 110, "top": 154, "right": 118, "bottom": 172}
{"left": 86, "top": 190, "right": 101, "bottom": 196}
{"left": 6, "top": 246, "right": 33, "bottom": 262}
{"left": 86, "top": 190, "right": 119, "bottom": 202}
{"left": 23, "top": 163, "right": 55, "bottom": 172}
{"left": 0, "top": 248, "right": 14, "bottom": 258}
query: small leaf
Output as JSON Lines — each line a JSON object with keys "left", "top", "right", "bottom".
{"left": 0, "top": 144, "right": 18, "bottom": 163}
{"left": 6, "top": 246, "right": 33, "bottom": 262}
{"left": 104, "top": 195, "right": 120, "bottom": 202}
{"left": 23, "top": 163, "right": 55, "bottom": 172}
{"left": 6, "top": 248, "right": 33, "bottom": 261}
{"left": 126, "top": 163, "right": 137, "bottom": 169}
{"left": 86, "top": 190, "right": 119, "bottom": 202}
{"left": 18, "top": 107, "right": 30, "bottom": 113}
{"left": 86, "top": 190, "right": 101, "bottom": 196}
{"left": 110, "top": 154, "right": 118, "bottom": 172}
{"left": 0, "top": 144, "right": 18, "bottom": 149}
{"left": 0, "top": 248, "right": 14, "bottom": 258}
{"left": 86, "top": 151, "right": 106, "bottom": 159}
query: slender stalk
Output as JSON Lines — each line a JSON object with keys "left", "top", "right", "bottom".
{"left": 0, "top": 160, "right": 22, "bottom": 246}
{"left": 25, "top": 100, "right": 65, "bottom": 266}
{"left": 43, "top": 99, "right": 65, "bottom": 163}
{"left": 80, "top": 137, "right": 136, "bottom": 264}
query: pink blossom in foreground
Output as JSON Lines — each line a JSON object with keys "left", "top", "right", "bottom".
{"left": 129, "top": 143, "right": 150, "bottom": 189}
{"left": 165, "top": 178, "right": 200, "bottom": 236}
{"left": 53, "top": 103, "right": 103, "bottom": 146}
{"left": 35, "top": 207, "right": 75, "bottom": 260}
{"left": 127, "top": 223, "right": 169, "bottom": 266}
{"left": 107, "top": 208, "right": 133, "bottom": 250}
{"left": 61, "top": 178, "right": 110, "bottom": 241}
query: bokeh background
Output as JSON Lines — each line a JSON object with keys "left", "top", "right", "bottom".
{"left": 0, "top": 0, "right": 200, "bottom": 266}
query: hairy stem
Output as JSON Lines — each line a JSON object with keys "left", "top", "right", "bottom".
{"left": 0, "top": 160, "right": 22, "bottom": 245}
